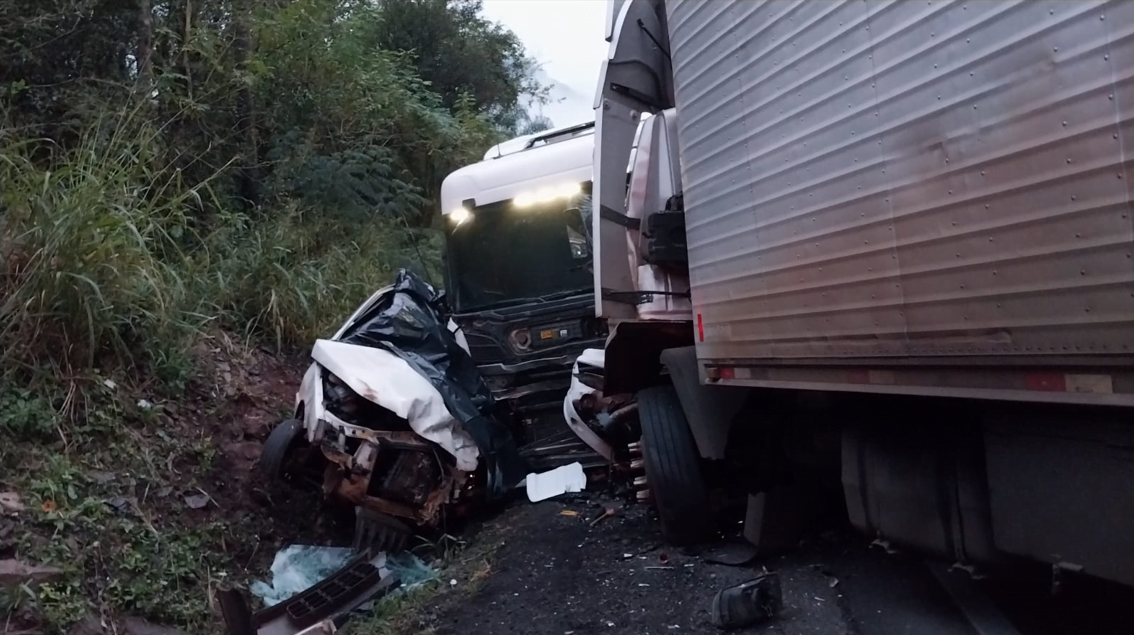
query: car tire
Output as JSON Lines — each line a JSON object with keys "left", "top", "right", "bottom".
{"left": 637, "top": 385, "right": 715, "bottom": 546}
{"left": 261, "top": 418, "right": 303, "bottom": 482}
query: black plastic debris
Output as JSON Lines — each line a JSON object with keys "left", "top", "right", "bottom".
{"left": 338, "top": 269, "right": 527, "bottom": 498}
{"left": 710, "top": 572, "right": 783, "bottom": 630}
{"left": 219, "top": 551, "right": 396, "bottom": 635}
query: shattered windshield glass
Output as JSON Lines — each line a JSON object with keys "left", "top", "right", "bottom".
{"left": 445, "top": 194, "right": 592, "bottom": 313}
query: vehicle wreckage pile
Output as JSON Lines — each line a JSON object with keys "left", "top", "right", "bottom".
{"left": 259, "top": 270, "right": 528, "bottom": 545}
{"left": 228, "top": 270, "right": 774, "bottom": 634}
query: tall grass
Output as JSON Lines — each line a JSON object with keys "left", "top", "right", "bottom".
{"left": 1, "top": 114, "right": 443, "bottom": 396}
{"left": 0, "top": 116, "right": 205, "bottom": 381}
{"left": 200, "top": 208, "right": 442, "bottom": 351}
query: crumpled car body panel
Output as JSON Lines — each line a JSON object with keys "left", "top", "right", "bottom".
{"left": 308, "top": 339, "right": 479, "bottom": 471}
{"left": 562, "top": 348, "right": 613, "bottom": 460}
{"left": 289, "top": 269, "right": 526, "bottom": 529}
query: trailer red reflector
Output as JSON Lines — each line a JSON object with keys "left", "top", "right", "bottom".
{"left": 847, "top": 370, "right": 870, "bottom": 384}
{"left": 697, "top": 312, "right": 704, "bottom": 342}
{"left": 1025, "top": 373, "right": 1067, "bottom": 392}
{"left": 719, "top": 366, "right": 735, "bottom": 380}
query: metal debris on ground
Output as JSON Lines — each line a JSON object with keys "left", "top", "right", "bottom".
{"left": 525, "top": 462, "right": 587, "bottom": 502}
{"left": 710, "top": 572, "right": 783, "bottom": 631}
{"left": 221, "top": 550, "right": 396, "bottom": 635}
{"left": 589, "top": 506, "right": 617, "bottom": 526}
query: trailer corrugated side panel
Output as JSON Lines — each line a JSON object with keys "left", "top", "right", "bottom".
{"left": 668, "top": 0, "right": 1134, "bottom": 381}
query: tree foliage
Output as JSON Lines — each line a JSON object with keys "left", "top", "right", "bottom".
{"left": 367, "top": 0, "right": 548, "bottom": 130}
{"left": 0, "top": 0, "right": 544, "bottom": 379}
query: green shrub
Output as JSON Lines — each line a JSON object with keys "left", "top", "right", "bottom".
{"left": 200, "top": 207, "right": 440, "bottom": 350}
{"left": 0, "top": 117, "right": 204, "bottom": 379}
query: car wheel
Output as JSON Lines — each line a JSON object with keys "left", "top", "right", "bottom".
{"left": 261, "top": 418, "right": 303, "bottom": 482}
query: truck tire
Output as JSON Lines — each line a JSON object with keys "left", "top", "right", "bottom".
{"left": 261, "top": 418, "right": 303, "bottom": 482}
{"left": 637, "top": 385, "right": 715, "bottom": 545}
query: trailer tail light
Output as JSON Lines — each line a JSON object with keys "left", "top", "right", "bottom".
{"left": 706, "top": 366, "right": 745, "bottom": 381}
{"left": 1024, "top": 373, "right": 1066, "bottom": 392}
{"left": 1024, "top": 373, "right": 1113, "bottom": 394}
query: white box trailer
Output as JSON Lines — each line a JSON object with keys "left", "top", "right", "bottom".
{"left": 590, "top": 0, "right": 1134, "bottom": 587}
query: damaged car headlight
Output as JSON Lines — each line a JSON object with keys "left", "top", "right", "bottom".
{"left": 323, "top": 372, "right": 363, "bottom": 418}
{"left": 321, "top": 369, "right": 412, "bottom": 433}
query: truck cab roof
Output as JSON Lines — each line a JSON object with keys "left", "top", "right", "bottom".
{"left": 442, "top": 123, "right": 595, "bottom": 214}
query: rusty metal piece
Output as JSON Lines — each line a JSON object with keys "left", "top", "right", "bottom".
{"left": 417, "top": 468, "right": 466, "bottom": 526}
{"left": 320, "top": 444, "right": 351, "bottom": 465}
{"left": 370, "top": 430, "right": 431, "bottom": 451}
{"left": 590, "top": 506, "right": 618, "bottom": 526}
{"left": 352, "top": 489, "right": 419, "bottom": 522}
{"left": 607, "top": 402, "right": 639, "bottom": 424}
{"left": 315, "top": 423, "right": 464, "bottom": 528}
{"left": 322, "top": 463, "right": 343, "bottom": 496}
{"left": 419, "top": 482, "right": 451, "bottom": 525}
{"left": 352, "top": 442, "right": 378, "bottom": 474}
{"left": 334, "top": 462, "right": 456, "bottom": 526}
{"left": 325, "top": 453, "right": 420, "bottom": 523}
{"left": 377, "top": 451, "right": 438, "bottom": 506}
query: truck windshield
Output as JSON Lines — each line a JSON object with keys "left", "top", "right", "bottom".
{"left": 446, "top": 196, "right": 592, "bottom": 313}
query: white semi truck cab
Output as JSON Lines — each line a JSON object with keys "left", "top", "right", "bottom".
{"left": 440, "top": 122, "right": 610, "bottom": 470}
{"left": 582, "top": 0, "right": 1134, "bottom": 589}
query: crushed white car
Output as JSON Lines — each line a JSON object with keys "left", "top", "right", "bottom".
{"left": 260, "top": 271, "right": 526, "bottom": 547}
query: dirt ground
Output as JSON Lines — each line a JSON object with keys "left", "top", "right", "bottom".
{"left": 418, "top": 495, "right": 978, "bottom": 635}
{"left": 409, "top": 492, "right": 1134, "bottom": 635}
{"left": 0, "top": 335, "right": 336, "bottom": 634}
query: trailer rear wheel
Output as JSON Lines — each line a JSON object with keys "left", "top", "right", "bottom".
{"left": 637, "top": 385, "right": 715, "bottom": 545}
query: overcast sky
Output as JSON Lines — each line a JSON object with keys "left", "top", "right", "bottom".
{"left": 481, "top": 0, "right": 610, "bottom": 127}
